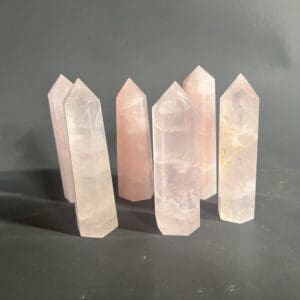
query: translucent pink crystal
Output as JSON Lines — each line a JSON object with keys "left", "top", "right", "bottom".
{"left": 152, "top": 82, "right": 200, "bottom": 236}
{"left": 64, "top": 79, "right": 118, "bottom": 237}
{"left": 48, "top": 74, "right": 75, "bottom": 203}
{"left": 183, "top": 66, "right": 217, "bottom": 200}
{"left": 219, "top": 74, "right": 259, "bottom": 223}
{"left": 116, "top": 78, "right": 153, "bottom": 201}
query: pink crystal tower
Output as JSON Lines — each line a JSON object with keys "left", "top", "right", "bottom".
{"left": 183, "top": 66, "right": 216, "bottom": 200}
{"left": 64, "top": 79, "right": 118, "bottom": 237}
{"left": 152, "top": 82, "right": 200, "bottom": 236}
{"left": 116, "top": 78, "right": 153, "bottom": 201}
{"left": 48, "top": 74, "right": 75, "bottom": 203}
{"left": 219, "top": 74, "right": 259, "bottom": 223}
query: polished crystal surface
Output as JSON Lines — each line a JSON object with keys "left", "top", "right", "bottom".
{"left": 183, "top": 66, "right": 216, "bottom": 200}
{"left": 64, "top": 79, "right": 118, "bottom": 237}
{"left": 48, "top": 74, "right": 75, "bottom": 203}
{"left": 219, "top": 74, "right": 259, "bottom": 223}
{"left": 152, "top": 82, "right": 200, "bottom": 236}
{"left": 116, "top": 78, "right": 153, "bottom": 201}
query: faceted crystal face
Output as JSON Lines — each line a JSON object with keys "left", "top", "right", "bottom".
{"left": 152, "top": 82, "right": 200, "bottom": 236}
{"left": 48, "top": 74, "right": 75, "bottom": 203}
{"left": 218, "top": 74, "right": 259, "bottom": 223}
{"left": 116, "top": 78, "right": 153, "bottom": 201}
{"left": 64, "top": 79, "right": 118, "bottom": 238}
{"left": 183, "top": 66, "right": 217, "bottom": 200}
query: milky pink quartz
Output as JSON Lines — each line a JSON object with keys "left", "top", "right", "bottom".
{"left": 64, "top": 79, "right": 118, "bottom": 238}
{"left": 219, "top": 74, "right": 259, "bottom": 223}
{"left": 48, "top": 74, "right": 75, "bottom": 203}
{"left": 183, "top": 66, "right": 216, "bottom": 200}
{"left": 116, "top": 78, "right": 153, "bottom": 201}
{"left": 152, "top": 82, "right": 200, "bottom": 236}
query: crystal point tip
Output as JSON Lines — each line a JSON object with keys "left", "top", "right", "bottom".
{"left": 68, "top": 78, "right": 98, "bottom": 103}
{"left": 58, "top": 73, "right": 70, "bottom": 81}
{"left": 184, "top": 65, "right": 214, "bottom": 82}
{"left": 164, "top": 81, "right": 187, "bottom": 97}
{"left": 74, "top": 78, "right": 86, "bottom": 87}
{"left": 117, "top": 78, "right": 145, "bottom": 99}
{"left": 48, "top": 74, "right": 72, "bottom": 98}
{"left": 222, "top": 73, "right": 259, "bottom": 99}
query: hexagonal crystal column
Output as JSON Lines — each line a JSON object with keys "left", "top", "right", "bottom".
{"left": 152, "top": 82, "right": 200, "bottom": 236}
{"left": 219, "top": 74, "right": 259, "bottom": 223}
{"left": 64, "top": 79, "right": 118, "bottom": 237}
{"left": 48, "top": 74, "right": 75, "bottom": 203}
{"left": 183, "top": 66, "right": 216, "bottom": 200}
{"left": 116, "top": 78, "right": 153, "bottom": 201}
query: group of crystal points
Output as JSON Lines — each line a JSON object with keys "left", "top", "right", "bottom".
{"left": 151, "top": 70, "right": 259, "bottom": 234}
{"left": 49, "top": 67, "right": 259, "bottom": 238}
{"left": 48, "top": 76, "right": 118, "bottom": 238}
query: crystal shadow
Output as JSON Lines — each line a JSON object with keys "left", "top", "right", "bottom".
{"left": 0, "top": 169, "right": 79, "bottom": 235}
{"left": 112, "top": 175, "right": 159, "bottom": 234}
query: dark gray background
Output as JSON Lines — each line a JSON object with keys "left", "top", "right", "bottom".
{"left": 0, "top": 0, "right": 299, "bottom": 299}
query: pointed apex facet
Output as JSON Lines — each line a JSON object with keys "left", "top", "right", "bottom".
{"left": 162, "top": 81, "right": 188, "bottom": 100}
{"left": 117, "top": 78, "right": 145, "bottom": 99}
{"left": 48, "top": 74, "right": 72, "bottom": 98}
{"left": 222, "top": 74, "right": 259, "bottom": 99}
{"left": 58, "top": 73, "right": 68, "bottom": 80}
{"left": 170, "top": 81, "right": 181, "bottom": 89}
{"left": 65, "top": 78, "right": 99, "bottom": 104}
{"left": 74, "top": 78, "right": 88, "bottom": 89}
{"left": 184, "top": 65, "right": 214, "bottom": 83}
{"left": 153, "top": 82, "right": 190, "bottom": 112}
{"left": 57, "top": 73, "right": 71, "bottom": 84}
{"left": 124, "top": 78, "right": 138, "bottom": 89}
{"left": 234, "top": 73, "right": 252, "bottom": 87}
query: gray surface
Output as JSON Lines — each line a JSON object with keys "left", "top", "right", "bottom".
{"left": 0, "top": 0, "right": 299, "bottom": 299}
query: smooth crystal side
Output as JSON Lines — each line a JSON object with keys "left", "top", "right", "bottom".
{"left": 64, "top": 79, "right": 118, "bottom": 237}
{"left": 152, "top": 82, "right": 200, "bottom": 236}
{"left": 48, "top": 74, "right": 75, "bottom": 203}
{"left": 116, "top": 78, "right": 153, "bottom": 201}
{"left": 218, "top": 74, "right": 259, "bottom": 223}
{"left": 183, "top": 66, "right": 217, "bottom": 200}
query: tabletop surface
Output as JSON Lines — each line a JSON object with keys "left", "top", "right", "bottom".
{"left": 0, "top": 0, "right": 300, "bottom": 299}
{"left": 0, "top": 169, "right": 299, "bottom": 300}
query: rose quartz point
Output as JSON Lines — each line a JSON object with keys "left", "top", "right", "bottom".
{"left": 183, "top": 65, "right": 217, "bottom": 200}
{"left": 219, "top": 74, "right": 259, "bottom": 224}
{"left": 116, "top": 78, "right": 153, "bottom": 201}
{"left": 152, "top": 82, "right": 200, "bottom": 236}
{"left": 48, "top": 74, "right": 76, "bottom": 203}
{"left": 64, "top": 79, "right": 118, "bottom": 238}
